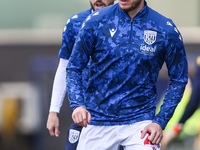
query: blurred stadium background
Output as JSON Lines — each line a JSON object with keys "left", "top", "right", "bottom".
{"left": 0, "top": 0, "right": 199, "bottom": 150}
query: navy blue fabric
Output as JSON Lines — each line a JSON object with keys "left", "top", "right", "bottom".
{"left": 67, "top": 2, "right": 188, "bottom": 129}
{"left": 64, "top": 123, "right": 83, "bottom": 150}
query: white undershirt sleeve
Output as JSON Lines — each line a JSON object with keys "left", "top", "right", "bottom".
{"left": 49, "top": 58, "right": 69, "bottom": 113}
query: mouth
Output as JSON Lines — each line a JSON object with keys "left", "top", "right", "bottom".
{"left": 94, "top": 2, "right": 105, "bottom": 9}
{"left": 120, "top": 0, "right": 129, "bottom": 4}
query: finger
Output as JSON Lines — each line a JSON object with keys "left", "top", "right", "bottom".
{"left": 73, "top": 113, "right": 84, "bottom": 127}
{"left": 87, "top": 112, "right": 91, "bottom": 123}
{"left": 72, "top": 113, "right": 79, "bottom": 124}
{"left": 154, "top": 130, "right": 163, "bottom": 144}
{"left": 156, "top": 134, "right": 163, "bottom": 144}
{"left": 49, "top": 127, "right": 56, "bottom": 136}
{"left": 82, "top": 112, "right": 87, "bottom": 127}
{"left": 72, "top": 114, "right": 77, "bottom": 123}
{"left": 77, "top": 112, "right": 84, "bottom": 124}
{"left": 141, "top": 128, "right": 147, "bottom": 139}
{"left": 55, "top": 126, "right": 60, "bottom": 137}
{"left": 153, "top": 134, "right": 161, "bottom": 145}
{"left": 148, "top": 131, "right": 156, "bottom": 143}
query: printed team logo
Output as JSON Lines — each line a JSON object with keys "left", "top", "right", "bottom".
{"left": 179, "top": 35, "right": 182, "bottom": 41}
{"left": 93, "top": 11, "right": 99, "bottom": 16}
{"left": 166, "top": 21, "right": 173, "bottom": 26}
{"left": 81, "top": 22, "right": 85, "bottom": 29}
{"left": 63, "top": 26, "right": 67, "bottom": 32}
{"left": 143, "top": 30, "right": 157, "bottom": 45}
{"left": 63, "top": 19, "right": 70, "bottom": 31}
{"left": 72, "top": 14, "right": 78, "bottom": 19}
{"left": 174, "top": 27, "right": 179, "bottom": 33}
{"left": 69, "top": 129, "right": 80, "bottom": 144}
{"left": 109, "top": 28, "right": 117, "bottom": 37}
{"left": 86, "top": 16, "right": 91, "bottom": 22}
{"left": 66, "top": 19, "right": 70, "bottom": 25}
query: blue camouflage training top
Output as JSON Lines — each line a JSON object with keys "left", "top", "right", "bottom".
{"left": 58, "top": 8, "right": 92, "bottom": 89}
{"left": 66, "top": 2, "right": 188, "bottom": 129}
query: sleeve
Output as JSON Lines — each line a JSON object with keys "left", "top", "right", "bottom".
{"left": 58, "top": 18, "right": 78, "bottom": 59}
{"left": 49, "top": 58, "right": 69, "bottom": 113}
{"left": 66, "top": 19, "right": 97, "bottom": 111}
{"left": 153, "top": 29, "right": 188, "bottom": 129}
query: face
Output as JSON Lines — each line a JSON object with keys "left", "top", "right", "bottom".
{"left": 119, "top": 0, "right": 143, "bottom": 12}
{"left": 90, "top": 0, "right": 115, "bottom": 11}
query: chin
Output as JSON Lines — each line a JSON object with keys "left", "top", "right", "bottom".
{"left": 120, "top": 5, "right": 130, "bottom": 11}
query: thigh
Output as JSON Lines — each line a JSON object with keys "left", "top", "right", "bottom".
{"left": 77, "top": 125, "right": 119, "bottom": 150}
{"left": 64, "top": 123, "right": 83, "bottom": 150}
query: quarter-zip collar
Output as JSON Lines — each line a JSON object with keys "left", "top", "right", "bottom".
{"left": 118, "top": 0, "right": 148, "bottom": 21}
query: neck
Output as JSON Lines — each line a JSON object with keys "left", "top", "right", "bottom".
{"left": 127, "top": 1, "right": 145, "bottom": 20}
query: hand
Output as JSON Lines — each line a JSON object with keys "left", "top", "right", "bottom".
{"left": 46, "top": 112, "right": 60, "bottom": 137}
{"left": 72, "top": 106, "right": 91, "bottom": 127}
{"left": 141, "top": 122, "right": 163, "bottom": 145}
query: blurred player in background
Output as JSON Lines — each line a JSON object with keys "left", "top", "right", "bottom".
{"left": 46, "top": 0, "right": 120, "bottom": 150}
{"left": 66, "top": 0, "right": 188, "bottom": 149}
{"left": 161, "top": 55, "right": 200, "bottom": 150}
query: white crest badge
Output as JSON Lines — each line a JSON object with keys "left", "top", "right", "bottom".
{"left": 69, "top": 129, "right": 80, "bottom": 144}
{"left": 143, "top": 30, "right": 157, "bottom": 45}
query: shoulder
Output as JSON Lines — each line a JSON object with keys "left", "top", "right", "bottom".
{"left": 93, "top": 4, "right": 118, "bottom": 21}
{"left": 82, "top": 4, "right": 119, "bottom": 28}
{"left": 95, "top": 4, "right": 118, "bottom": 18}
{"left": 147, "top": 7, "right": 182, "bottom": 42}
{"left": 63, "top": 8, "right": 91, "bottom": 33}
{"left": 69, "top": 8, "right": 92, "bottom": 24}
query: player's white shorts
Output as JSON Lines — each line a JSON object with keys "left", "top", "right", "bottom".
{"left": 77, "top": 120, "right": 161, "bottom": 150}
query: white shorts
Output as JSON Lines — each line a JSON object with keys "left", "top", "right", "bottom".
{"left": 77, "top": 120, "right": 161, "bottom": 150}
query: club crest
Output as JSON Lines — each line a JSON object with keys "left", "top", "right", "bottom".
{"left": 69, "top": 129, "right": 80, "bottom": 144}
{"left": 143, "top": 30, "right": 157, "bottom": 45}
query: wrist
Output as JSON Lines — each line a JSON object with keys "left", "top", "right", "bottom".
{"left": 49, "top": 112, "right": 58, "bottom": 116}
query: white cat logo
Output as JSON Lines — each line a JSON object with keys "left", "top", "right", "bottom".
{"left": 109, "top": 28, "right": 117, "bottom": 37}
